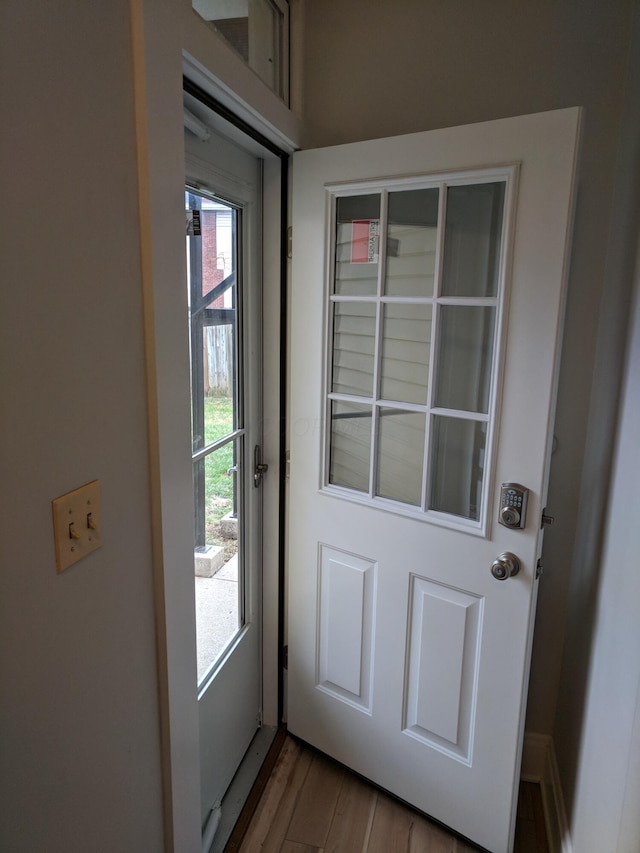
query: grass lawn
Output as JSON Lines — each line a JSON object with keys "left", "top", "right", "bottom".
{"left": 201, "top": 396, "right": 237, "bottom": 558}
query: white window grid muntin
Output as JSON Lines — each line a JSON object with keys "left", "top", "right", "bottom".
{"left": 321, "top": 166, "right": 519, "bottom": 537}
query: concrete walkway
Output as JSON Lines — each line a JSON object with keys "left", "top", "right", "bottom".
{"left": 195, "top": 553, "right": 239, "bottom": 683}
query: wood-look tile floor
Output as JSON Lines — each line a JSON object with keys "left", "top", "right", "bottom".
{"left": 228, "top": 735, "right": 549, "bottom": 853}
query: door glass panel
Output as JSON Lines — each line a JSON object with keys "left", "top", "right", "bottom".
{"left": 325, "top": 173, "right": 507, "bottom": 527}
{"left": 385, "top": 188, "right": 439, "bottom": 297}
{"left": 380, "top": 302, "right": 432, "bottom": 404}
{"left": 335, "top": 195, "right": 381, "bottom": 296}
{"left": 441, "top": 182, "right": 505, "bottom": 298}
{"left": 329, "top": 401, "right": 372, "bottom": 492}
{"left": 429, "top": 417, "right": 487, "bottom": 520}
{"left": 434, "top": 306, "right": 496, "bottom": 413}
{"left": 376, "top": 408, "right": 425, "bottom": 505}
{"left": 332, "top": 301, "right": 377, "bottom": 396}
{"left": 201, "top": 324, "right": 238, "bottom": 444}
{"left": 187, "top": 194, "right": 238, "bottom": 453}
{"left": 194, "top": 442, "right": 241, "bottom": 683}
{"left": 186, "top": 189, "right": 244, "bottom": 686}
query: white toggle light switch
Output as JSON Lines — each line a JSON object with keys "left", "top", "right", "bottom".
{"left": 52, "top": 480, "right": 102, "bottom": 573}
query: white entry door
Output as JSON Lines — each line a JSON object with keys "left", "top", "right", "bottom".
{"left": 287, "top": 108, "right": 581, "bottom": 853}
{"left": 184, "top": 116, "right": 264, "bottom": 834}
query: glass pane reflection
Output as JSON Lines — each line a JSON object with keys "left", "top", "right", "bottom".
{"left": 332, "top": 301, "right": 377, "bottom": 397}
{"left": 194, "top": 442, "right": 241, "bottom": 684}
{"left": 441, "top": 182, "right": 505, "bottom": 298}
{"left": 376, "top": 409, "right": 425, "bottom": 506}
{"left": 385, "top": 188, "right": 439, "bottom": 297}
{"left": 429, "top": 417, "right": 487, "bottom": 520}
{"left": 329, "top": 401, "right": 372, "bottom": 493}
{"left": 335, "top": 195, "right": 381, "bottom": 296}
{"left": 434, "top": 306, "right": 495, "bottom": 413}
{"left": 380, "top": 303, "right": 432, "bottom": 405}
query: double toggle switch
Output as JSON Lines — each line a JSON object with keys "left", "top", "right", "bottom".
{"left": 52, "top": 480, "right": 102, "bottom": 573}
{"left": 68, "top": 511, "right": 97, "bottom": 541}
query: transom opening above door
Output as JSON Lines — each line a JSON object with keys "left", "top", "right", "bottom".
{"left": 322, "top": 168, "right": 518, "bottom": 536}
{"left": 191, "top": 0, "right": 290, "bottom": 103}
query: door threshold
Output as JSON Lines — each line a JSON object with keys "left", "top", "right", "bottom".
{"left": 206, "top": 724, "right": 283, "bottom": 853}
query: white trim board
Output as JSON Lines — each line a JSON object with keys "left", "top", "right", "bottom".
{"left": 521, "top": 733, "right": 572, "bottom": 853}
{"left": 182, "top": 8, "right": 301, "bottom": 155}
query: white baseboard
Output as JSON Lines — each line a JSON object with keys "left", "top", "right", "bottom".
{"left": 521, "top": 732, "right": 572, "bottom": 853}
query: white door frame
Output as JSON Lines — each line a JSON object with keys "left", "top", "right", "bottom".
{"left": 135, "top": 2, "right": 298, "bottom": 842}
{"left": 182, "top": 77, "right": 291, "bottom": 849}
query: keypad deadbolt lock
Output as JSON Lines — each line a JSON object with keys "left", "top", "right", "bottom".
{"left": 491, "top": 552, "right": 521, "bottom": 581}
{"left": 499, "top": 483, "right": 529, "bottom": 529}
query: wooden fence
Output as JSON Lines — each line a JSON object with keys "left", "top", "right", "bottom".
{"left": 203, "top": 324, "right": 233, "bottom": 397}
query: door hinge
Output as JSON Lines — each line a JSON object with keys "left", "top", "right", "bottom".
{"left": 287, "top": 225, "right": 292, "bottom": 259}
{"left": 536, "top": 559, "right": 544, "bottom": 579}
{"left": 283, "top": 644, "right": 288, "bottom": 670}
{"left": 254, "top": 444, "right": 269, "bottom": 488}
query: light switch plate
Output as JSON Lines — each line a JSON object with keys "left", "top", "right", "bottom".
{"left": 52, "top": 480, "right": 102, "bottom": 573}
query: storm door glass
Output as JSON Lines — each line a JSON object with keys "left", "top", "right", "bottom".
{"left": 325, "top": 177, "right": 508, "bottom": 526}
{"left": 186, "top": 190, "right": 244, "bottom": 684}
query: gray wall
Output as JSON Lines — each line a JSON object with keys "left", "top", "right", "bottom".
{"left": 553, "top": 2, "right": 640, "bottom": 843}
{"left": 300, "top": 0, "right": 632, "bottom": 738}
{"left": 563, "top": 219, "right": 640, "bottom": 851}
{"left": 0, "top": 2, "right": 164, "bottom": 850}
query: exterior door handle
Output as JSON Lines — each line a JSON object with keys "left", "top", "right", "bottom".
{"left": 254, "top": 445, "right": 268, "bottom": 487}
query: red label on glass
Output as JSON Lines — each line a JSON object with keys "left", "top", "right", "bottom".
{"left": 351, "top": 219, "right": 379, "bottom": 263}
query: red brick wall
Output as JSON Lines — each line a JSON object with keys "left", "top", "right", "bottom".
{"left": 201, "top": 210, "right": 224, "bottom": 307}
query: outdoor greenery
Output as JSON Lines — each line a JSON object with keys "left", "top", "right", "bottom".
{"left": 201, "top": 396, "right": 237, "bottom": 559}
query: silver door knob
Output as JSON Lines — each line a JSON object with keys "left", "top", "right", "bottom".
{"left": 491, "top": 552, "right": 520, "bottom": 581}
